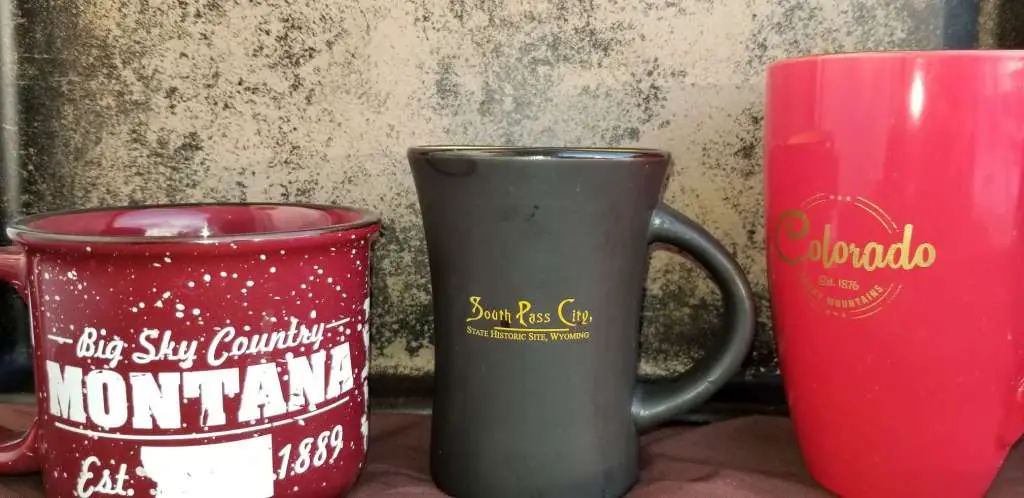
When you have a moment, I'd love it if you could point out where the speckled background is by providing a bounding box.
[4,0,994,383]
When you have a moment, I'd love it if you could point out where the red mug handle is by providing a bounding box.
[0,246,39,474]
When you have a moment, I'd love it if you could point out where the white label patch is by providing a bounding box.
[139,436,274,497]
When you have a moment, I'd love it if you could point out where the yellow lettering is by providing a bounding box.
[774,210,811,264]
[516,301,532,327]
[858,242,884,270]
[914,243,937,268]
[773,210,937,272]
[556,298,575,326]
[828,234,850,266]
[821,225,835,268]
[467,296,483,322]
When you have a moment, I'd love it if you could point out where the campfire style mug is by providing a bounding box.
[409,146,757,498]
[766,51,1024,498]
[0,203,380,498]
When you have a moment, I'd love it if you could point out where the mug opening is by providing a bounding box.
[408,145,669,161]
[6,202,380,245]
[768,49,1024,70]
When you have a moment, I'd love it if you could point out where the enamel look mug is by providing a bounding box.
[0,203,379,498]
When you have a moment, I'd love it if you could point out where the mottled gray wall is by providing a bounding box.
[10,0,968,380]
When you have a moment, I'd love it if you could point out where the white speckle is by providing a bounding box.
[280,250,286,254]
[327,277,333,283]
[155,301,163,308]
[246,280,254,287]
[269,267,276,273]
[131,307,139,313]
[162,291,171,299]
[191,308,200,316]
[85,247,92,252]
[138,302,145,309]
[220,271,227,277]
[175,303,185,311]
[152,263,162,268]
[232,273,238,278]
[163,257,172,263]
[187,281,195,288]
[317,269,324,275]
[175,312,184,318]
[43,272,50,279]
[203,274,212,282]
[310,310,317,319]
[67,271,78,280]
[243,325,251,331]
[259,254,267,261]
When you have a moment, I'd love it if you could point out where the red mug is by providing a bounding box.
[765,50,1024,498]
[0,203,380,497]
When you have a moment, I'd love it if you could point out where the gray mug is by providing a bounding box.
[408,146,757,498]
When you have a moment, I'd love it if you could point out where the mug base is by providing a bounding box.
[431,463,637,498]
[807,455,1002,498]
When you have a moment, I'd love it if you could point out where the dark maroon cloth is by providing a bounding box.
[351,413,1024,497]
[0,407,1020,496]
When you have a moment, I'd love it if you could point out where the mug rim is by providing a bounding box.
[408,145,669,161]
[6,201,382,246]
[769,49,1024,71]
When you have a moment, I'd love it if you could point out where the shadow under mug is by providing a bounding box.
[409,146,757,498]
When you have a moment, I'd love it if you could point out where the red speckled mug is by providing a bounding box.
[0,203,380,498]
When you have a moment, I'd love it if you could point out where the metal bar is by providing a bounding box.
[0,0,19,221]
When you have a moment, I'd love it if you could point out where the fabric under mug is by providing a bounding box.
[765,51,1024,498]
[0,203,380,498]
[409,146,757,498]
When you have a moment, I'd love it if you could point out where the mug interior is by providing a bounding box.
[9,203,378,243]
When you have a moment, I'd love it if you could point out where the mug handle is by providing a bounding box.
[631,203,757,431]
[0,246,39,473]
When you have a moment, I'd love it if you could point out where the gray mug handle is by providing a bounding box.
[631,203,757,431]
